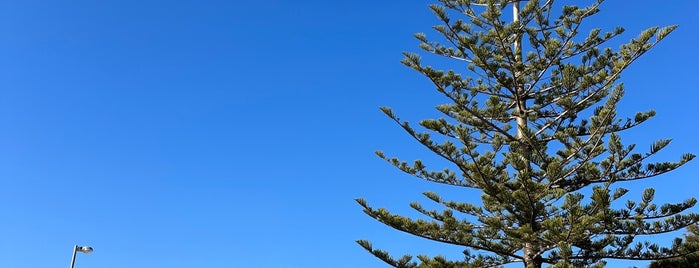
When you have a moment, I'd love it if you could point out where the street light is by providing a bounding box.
[70,245,93,268]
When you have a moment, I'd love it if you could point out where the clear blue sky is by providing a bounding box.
[0,1,696,267]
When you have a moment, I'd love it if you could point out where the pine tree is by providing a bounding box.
[649,224,699,268]
[356,0,698,267]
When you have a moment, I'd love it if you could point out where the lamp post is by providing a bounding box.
[70,245,93,268]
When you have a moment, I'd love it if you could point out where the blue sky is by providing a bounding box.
[0,1,697,267]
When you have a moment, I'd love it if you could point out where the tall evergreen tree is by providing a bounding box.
[356,0,698,267]
[649,224,699,268]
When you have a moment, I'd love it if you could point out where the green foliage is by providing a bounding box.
[357,0,697,267]
[649,225,699,267]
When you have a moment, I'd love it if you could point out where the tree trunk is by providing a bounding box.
[513,2,539,268]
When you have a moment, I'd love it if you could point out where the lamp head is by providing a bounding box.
[77,246,93,254]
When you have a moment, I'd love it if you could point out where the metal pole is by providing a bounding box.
[70,245,78,268]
